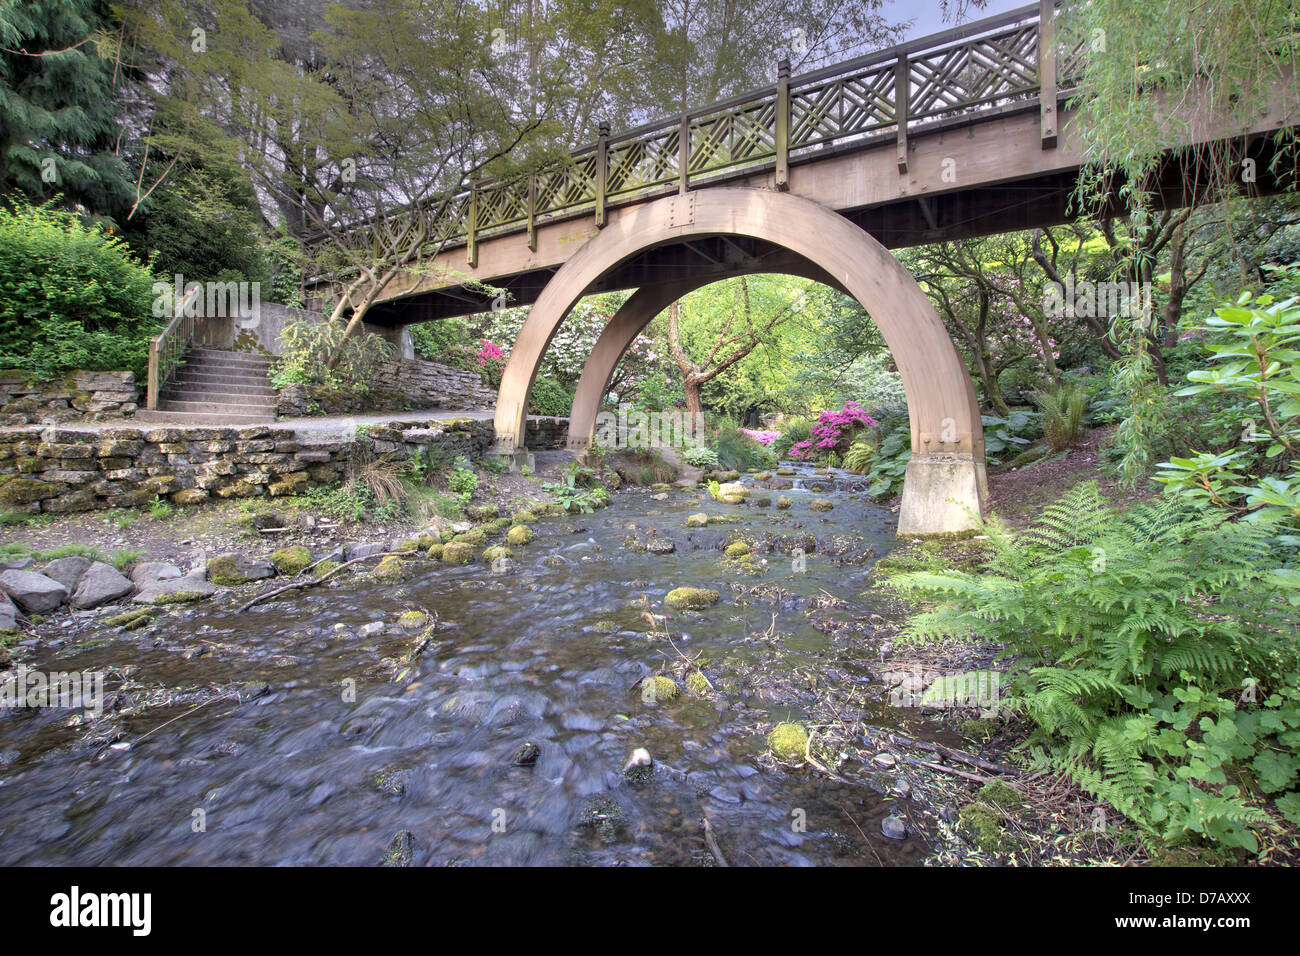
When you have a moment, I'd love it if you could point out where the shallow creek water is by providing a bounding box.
[0,465,945,866]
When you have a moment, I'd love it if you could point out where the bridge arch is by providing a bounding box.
[493,187,986,535]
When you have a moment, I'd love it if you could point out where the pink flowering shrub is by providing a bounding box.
[788,401,877,461]
[476,338,506,387]
[740,428,780,446]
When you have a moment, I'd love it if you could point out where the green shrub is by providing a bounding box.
[270,318,394,393]
[1034,383,1089,451]
[0,201,158,379]
[889,482,1300,851]
[528,374,574,416]
[447,456,478,504]
[682,444,719,469]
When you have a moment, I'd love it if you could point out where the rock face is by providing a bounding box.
[0,569,69,613]
[131,562,181,585]
[0,369,139,426]
[71,561,134,609]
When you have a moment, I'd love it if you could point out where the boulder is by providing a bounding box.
[131,562,182,585]
[664,587,720,609]
[0,591,16,631]
[345,541,386,561]
[207,553,276,586]
[41,556,92,592]
[71,561,134,609]
[132,568,217,605]
[0,569,69,613]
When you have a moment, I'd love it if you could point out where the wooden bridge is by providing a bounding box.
[316,0,1298,534]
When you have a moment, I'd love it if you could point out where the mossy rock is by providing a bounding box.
[724,541,752,558]
[776,467,796,476]
[768,722,808,761]
[665,586,720,609]
[452,529,487,547]
[809,498,834,512]
[270,545,313,575]
[491,516,513,530]
[466,504,499,521]
[684,670,711,696]
[440,541,475,565]
[482,545,513,563]
[753,471,772,481]
[151,590,210,605]
[206,554,254,586]
[506,525,534,547]
[415,533,438,550]
[685,513,710,528]
[642,675,679,702]
[106,608,154,629]
[511,510,537,524]
[977,780,1022,808]
[776,496,792,509]
[371,556,405,581]
[393,539,420,553]
[753,496,772,507]
[591,619,618,633]
[961,716,1004,740]
[396,610,428,630]
[425,543,445,560]
[957,802,1008,853]
[314,560,341,578]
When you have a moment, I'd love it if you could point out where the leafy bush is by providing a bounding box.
[528,374,574,416]
[543,462,605,512]
[713,425,774,471]
[890,483,1300,851]
[271,318,394,393]
[447,456,478,504]
[0,201,158,379]
[682,444,720,469]
[771,416,811,459]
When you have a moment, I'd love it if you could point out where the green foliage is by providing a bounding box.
[447,456,478,505]
[298,479,404,524]
[0,201,157,379]
[1034,383,1089,451]
[890,483,1300,850]
[528,374,574,417]
[270,318,394,392]
[981,409,1041,463]
[712,425,773,472]
[771,417,811,459]
[682,444,720,469]
[148,495,173,520]
[543,462,605,513]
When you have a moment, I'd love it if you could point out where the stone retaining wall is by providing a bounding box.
[274,356,497,418]
[0,416,568,514]
[0,371,139,426]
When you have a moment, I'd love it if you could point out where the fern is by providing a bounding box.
[885,481,1300,850]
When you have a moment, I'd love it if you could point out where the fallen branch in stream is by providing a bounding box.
[898,753,992,784]
[701,814,729,867]
[865,727,1016,777]
[235,550,411,613]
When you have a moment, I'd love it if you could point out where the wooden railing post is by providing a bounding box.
[595,122,609,228]
[467,181,479,267]
[678,114,690,194]
[146,338,159,410]
[895,53,909,173]
[1038,0,1058,148]
[526,174,538,252]
[775,58,791,189]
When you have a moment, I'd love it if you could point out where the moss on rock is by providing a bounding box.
[440,541,474,564]
[371,556,405,581]
[643,675,679,702]
[453,529,487,547]
[685,670,712,696]
[809,498,834,512]
[665,586,720,609]
[506,525,534,546]
[425,543,445,560]
[768,722,808,761]
[482,545,513,563]
[685,513,710,528]
[397,610,428,629]
[776,495,792,509]
[957,802,1008,853]
[270,545,312,575]
[314,560,341,577]
[724,541,752,558]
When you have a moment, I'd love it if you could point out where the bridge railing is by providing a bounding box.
[145,284,203,411]
[312,0,1076,270]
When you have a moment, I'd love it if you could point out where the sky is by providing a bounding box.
[893,0,1031,42]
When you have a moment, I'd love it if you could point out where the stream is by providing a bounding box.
[0,465,948,866]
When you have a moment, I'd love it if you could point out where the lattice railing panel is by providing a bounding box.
[536,152,599,215]
[908,24,1040,119]
[607,126,681,196]
[791,63,897,147]
[688,96,778,175]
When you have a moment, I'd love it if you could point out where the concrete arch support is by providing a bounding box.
[493,187,986,535]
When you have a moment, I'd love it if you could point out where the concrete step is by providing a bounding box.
[135,409,277,425]
[168,377,277,396]
[154,398,280,416]
[188,348,273,367]
[160,388,277,406]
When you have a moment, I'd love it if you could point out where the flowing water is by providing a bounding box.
[0,466,942,866]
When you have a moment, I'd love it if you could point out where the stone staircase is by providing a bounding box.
[135,348,278,425]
